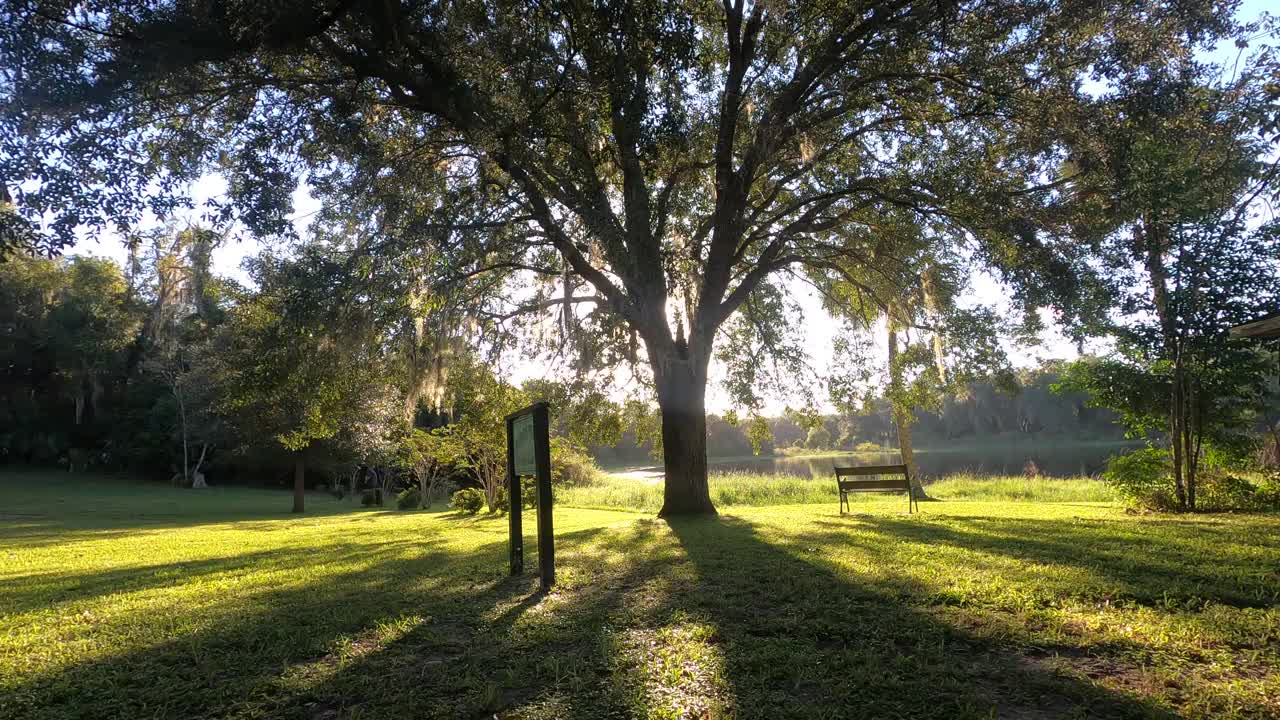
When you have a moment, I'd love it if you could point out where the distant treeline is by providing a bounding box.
[0,249,260,479]
[1,251,1124,481]
[593,363,1127,466]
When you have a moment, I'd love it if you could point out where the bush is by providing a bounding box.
[1105,447,1280,512]
[1104,448,1176,511]
[360,489,381,507]
[551,442,601,486]
[396,487,421,510]
[854,441,882,453]
[1257,468,1280,509]
[521,479,540,509]
[1196,472,1258,512]
[451,487,484,515]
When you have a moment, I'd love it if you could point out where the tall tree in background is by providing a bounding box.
[0,0,1245,513]
[1061,59,1280,509]
[49,258,138,432]
[136,227,228,487]
[204,247,395,512]
[0,255,135,462]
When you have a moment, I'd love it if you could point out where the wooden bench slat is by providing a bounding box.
[834,463,918,514]
[838,479,911,491]
[834,464,908,477]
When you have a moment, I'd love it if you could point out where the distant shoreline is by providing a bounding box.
[597,438,1144,475]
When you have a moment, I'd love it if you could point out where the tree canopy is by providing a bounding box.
[0,0,1263,513]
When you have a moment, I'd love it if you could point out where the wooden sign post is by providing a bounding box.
[505,401,554,591]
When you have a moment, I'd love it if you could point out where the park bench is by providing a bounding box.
[835,464,919,514]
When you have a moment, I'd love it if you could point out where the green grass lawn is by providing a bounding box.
[2,470,1277,719]
[563,471,1115,511]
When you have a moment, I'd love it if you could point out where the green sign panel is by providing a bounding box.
[512,412,536,476]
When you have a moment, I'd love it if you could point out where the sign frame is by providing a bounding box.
[505,401,554,591]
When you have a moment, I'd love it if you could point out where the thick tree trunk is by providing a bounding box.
[293,452,306,513]
[654,352,716,517]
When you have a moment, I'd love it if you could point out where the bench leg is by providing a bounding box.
[839,491,847,515]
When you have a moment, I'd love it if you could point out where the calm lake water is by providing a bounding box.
[609,441,1140,482]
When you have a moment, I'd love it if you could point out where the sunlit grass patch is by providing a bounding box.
[561,470,1114,511]
[925,472,1115,503]
[608,615,731,720]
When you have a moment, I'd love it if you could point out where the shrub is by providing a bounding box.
[360,489,380,507]
[854,441,881,453]
[1196,472,1258,512]
[396,487,421,510]
[1104,448,1176,511]
[1257,468,1280,509]
[521,479,540,509]
[551,442,601,486]
[451,487,484,515]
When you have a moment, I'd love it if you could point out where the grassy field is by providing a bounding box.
[561,471,1115,511]
[2,470,1277,719]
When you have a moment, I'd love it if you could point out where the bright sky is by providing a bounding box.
[64,1,1274,414]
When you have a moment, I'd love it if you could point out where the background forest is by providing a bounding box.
[1,239,1126,486]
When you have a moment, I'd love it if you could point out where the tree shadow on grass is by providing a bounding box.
[808,513,1280,609]
[7,512,1209,720]
[0,538,451,617]
[2,522,668,720]
[0,505,413,550]
[664,515,1181,720]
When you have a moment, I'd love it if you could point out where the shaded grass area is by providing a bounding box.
[562,471,1113,511]
[2,471,1277,719]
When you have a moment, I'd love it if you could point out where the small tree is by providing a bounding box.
[399,428,465,509]
[1061,221,1280,509]
[203,248,392,512]
[1059,63,1280,510]
[448,362,529,512]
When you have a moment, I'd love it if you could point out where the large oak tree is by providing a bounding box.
[0,0,1241,513]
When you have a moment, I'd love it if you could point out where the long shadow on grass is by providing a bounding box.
[0,504,414,548]
[0,540,444,616]
[10,512,1198,720]
[810,514,1280,609]
[2,521,664,720]
[225,517,686,719]
[665,515,1180,720]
